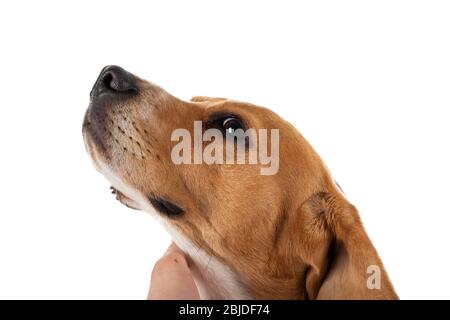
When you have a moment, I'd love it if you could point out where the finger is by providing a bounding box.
[147,242,200,300]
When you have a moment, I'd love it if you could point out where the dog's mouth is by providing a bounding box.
[110,186,141,210]
[110,185,185,218]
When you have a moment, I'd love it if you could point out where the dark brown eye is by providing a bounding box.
[207,113,246,135]
[222,117,244,134]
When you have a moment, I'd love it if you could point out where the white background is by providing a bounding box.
[0,0,449,299]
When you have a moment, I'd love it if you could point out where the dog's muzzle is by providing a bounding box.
[83,65,140,154]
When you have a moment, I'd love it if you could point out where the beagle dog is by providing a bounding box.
[82,66,398,300]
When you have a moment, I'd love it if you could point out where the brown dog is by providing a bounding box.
[82,65,398,299]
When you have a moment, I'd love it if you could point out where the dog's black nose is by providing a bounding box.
[91,65,138,97]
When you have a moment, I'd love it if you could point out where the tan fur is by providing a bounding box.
[83,73,398,300]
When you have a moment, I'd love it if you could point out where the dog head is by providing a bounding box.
[83,66,397,299]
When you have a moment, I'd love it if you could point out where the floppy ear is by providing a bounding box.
[292,192,398,300]
[190,96,227,103]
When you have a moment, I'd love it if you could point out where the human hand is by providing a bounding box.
[147,242,200,300]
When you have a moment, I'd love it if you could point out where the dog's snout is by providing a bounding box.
[91,65,138,97]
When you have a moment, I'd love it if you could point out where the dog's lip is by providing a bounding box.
[110,186,140,210]
[82,113,109,165]
[110,186,130,202]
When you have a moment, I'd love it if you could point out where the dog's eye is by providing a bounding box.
[222,117,244,134]
[149,196,184,218]
[207,114,246,135]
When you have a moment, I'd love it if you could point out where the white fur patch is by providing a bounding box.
[164,225,253,300]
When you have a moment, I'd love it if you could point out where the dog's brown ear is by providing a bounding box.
[292,192,398,299]
[190,96,227,103]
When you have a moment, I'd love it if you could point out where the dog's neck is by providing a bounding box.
[166,224,253,299]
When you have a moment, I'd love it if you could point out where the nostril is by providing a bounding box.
[101,72,114,90]
[96,65,138,95]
